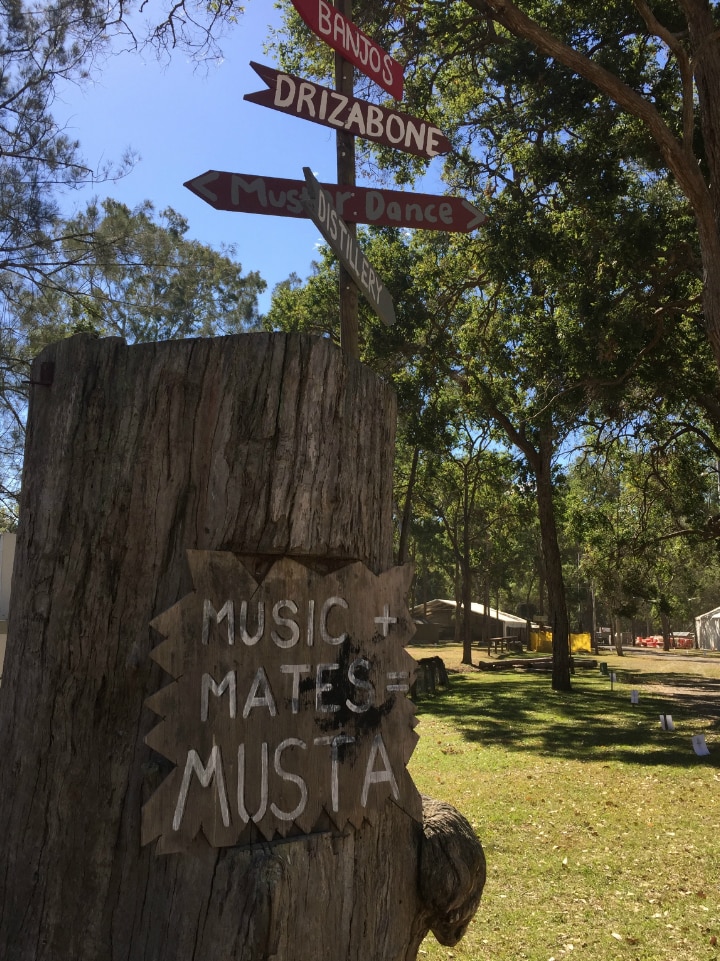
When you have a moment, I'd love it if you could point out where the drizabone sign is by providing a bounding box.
[142,552,422,853]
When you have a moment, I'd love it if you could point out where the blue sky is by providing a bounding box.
[54,1,445,314]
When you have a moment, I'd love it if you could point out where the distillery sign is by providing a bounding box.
[142,551,421,853]
[301,167,396,325]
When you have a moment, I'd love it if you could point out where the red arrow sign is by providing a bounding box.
[244,62,450,161]
[290,0,403,101]
[184,171,487,233]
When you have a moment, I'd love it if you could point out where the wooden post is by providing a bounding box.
[335,0,360,360]
[0,333,484,961]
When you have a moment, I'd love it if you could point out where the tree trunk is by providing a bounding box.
[453,565,463,645]
[535,428,571,691]
[660,610,672,652]
[461,554,473,665]
[612,615,624,657]
[398,446,420,565]
[0,333,484,961]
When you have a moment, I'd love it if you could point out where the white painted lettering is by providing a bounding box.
[346,657,375,713]
[320,596,348,644]
[239,600,264,645]
[231,176,267,208]
[173,746,230,831]
[280,663,311,713]
[439,202,453,225]
[425,127,444,157]
[201,670,237,721]
[314,734,355,811]
[274,74,297,109]
[318,0,332,36]
[296,80,316,117]
[316,663,340,712]
[328,92,348,126]
[404,118,426,153]
[286,188,303,214]
[382,54,394,88]
[386,113,405,145]
[366,190,384,221]
[270,738,308,821]
[365,105,384,139]
[243,666,278,717]
[237,742,268,823]
[271,599,300,648]
[202,599,234,645]
[335,189,352,217]
[360,734,399,807]
[307,598,315,646]
[345,100,366,135]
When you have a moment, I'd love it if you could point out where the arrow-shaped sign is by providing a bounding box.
[244,62,450,161]
[183,171,487,232]
[290,0,403,101]
[301,167,396,326]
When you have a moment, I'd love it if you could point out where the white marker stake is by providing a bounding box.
[660,714,674,731]
[692,734,710,756]
[630,690,639,705]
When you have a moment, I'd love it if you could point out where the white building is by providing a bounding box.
[694,606,720,651]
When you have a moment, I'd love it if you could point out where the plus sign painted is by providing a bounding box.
[374,604,398,637]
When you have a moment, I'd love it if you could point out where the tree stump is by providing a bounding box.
[0,332,484,961]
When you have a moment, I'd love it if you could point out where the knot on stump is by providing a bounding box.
[418,795,486,946]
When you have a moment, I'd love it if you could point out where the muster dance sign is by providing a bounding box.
[184,170,487,232]
[142,551,421,853]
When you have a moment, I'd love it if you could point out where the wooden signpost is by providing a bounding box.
[290,0,404,100]
[184,170,487,232]
[142,552,419,852]
[301,167,396,325]
[183,0,488,353]
[244,63,451,160]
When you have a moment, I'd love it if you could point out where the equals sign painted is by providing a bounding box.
[386,671,410,693]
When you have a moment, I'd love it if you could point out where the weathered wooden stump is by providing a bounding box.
[0,332,484,961]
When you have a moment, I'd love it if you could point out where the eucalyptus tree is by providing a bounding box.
[446,1,720,380]
[567,412,720,649]
[270,0,707,692]
[16,198,266,345]
[0,199,265,521]
[414,412,518,663]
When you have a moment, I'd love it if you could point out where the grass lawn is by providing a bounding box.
[405,643,720,961]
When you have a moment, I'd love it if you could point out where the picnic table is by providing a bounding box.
[486,635,522,655]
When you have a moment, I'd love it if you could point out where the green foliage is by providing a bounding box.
[16,199,266,345]
[566,420,720,626]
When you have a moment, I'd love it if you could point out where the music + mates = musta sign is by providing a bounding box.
[142,551,421,853]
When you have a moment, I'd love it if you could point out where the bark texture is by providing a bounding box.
[0,332,484,961]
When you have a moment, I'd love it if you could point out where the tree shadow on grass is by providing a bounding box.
[414,670,720,768]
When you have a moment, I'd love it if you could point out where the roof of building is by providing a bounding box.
[411,598,531,627]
